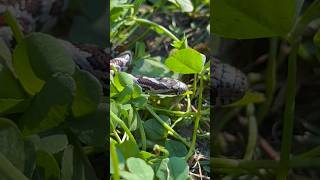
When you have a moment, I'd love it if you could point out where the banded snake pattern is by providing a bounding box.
[0,0,248,106]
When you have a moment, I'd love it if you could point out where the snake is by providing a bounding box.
[0,0,248,104]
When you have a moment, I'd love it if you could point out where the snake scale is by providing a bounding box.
[0,0,248,106]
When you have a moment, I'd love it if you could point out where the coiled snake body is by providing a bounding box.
[0,0,248,104]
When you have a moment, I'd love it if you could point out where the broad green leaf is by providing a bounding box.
[13,39,44,95]
[0,152,28,180]
[0,118,25,172]
[143,115,171,141]
[211,0,297,39]
[61,145,98,180]
[120,157,154,180]
[68,104,107,147]
[116,140,140,159]
[0,63,26,98]
[165,140,188,157]
[72,69,103,118]
[38,134,68,154]
[13,33,75,95]
[19,73,76,136]
[131,56,172,77]
[35,150,61,180]
[0,98,30,115]
[156,157,189,180]
[165,48,205,74]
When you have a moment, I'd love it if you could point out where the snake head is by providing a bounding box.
[110,50,132,72]
[212,61,248,106]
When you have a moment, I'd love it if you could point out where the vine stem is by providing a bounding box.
[185,73,204,160]
[243,104,258,160]
[0,152,28,180]
[3,10,24,43]
[257,38,278,124]
[133,18,180,42]
[110,139,120,180]
[145,104,190,147]
[110,111,137,144]
[276,42,298,180]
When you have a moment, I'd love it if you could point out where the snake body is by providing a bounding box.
[0,0,248,102]
[212,59,248,106]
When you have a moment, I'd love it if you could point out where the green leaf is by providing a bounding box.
[61,144,98,180]
[131,56,172,77]
[211,0,297,39]
[116,140,140,159]
[13,33,75,95]
[165,140,188,157]
[68,104,107,147]
[0,98,31,115]
[35,150,61,180]
[156,157,189,180]
[19,73,76,136]
[143,115,171,141]
[38,134,68,154]
[0,152,28,180]
[226,91,265,107]
[0,118,25,172]
[165,48,205,74]
[0,63,26,99]
[120,157,154,180]
[72,69,102,118]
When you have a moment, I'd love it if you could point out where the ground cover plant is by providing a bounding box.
[211,0,320,179]
[0,0,107,179]
[110,0,210,179]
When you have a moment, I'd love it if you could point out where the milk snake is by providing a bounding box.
[0,0,248,105]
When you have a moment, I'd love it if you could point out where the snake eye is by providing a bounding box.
[212,62,248,106]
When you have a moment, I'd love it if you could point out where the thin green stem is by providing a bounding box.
[0,152,28,180]
[185,73,204,160]
[257,38,278,124]
[244,104,258,160]
[3,10,24,43]
[110,111,137,144]
[134,18,180,42]
[145,104,190,147]
[276,42,298,180]
[110,139,120,180]
[136,111,147,151]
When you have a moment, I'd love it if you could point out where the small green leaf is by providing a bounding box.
[226,91,265,107]
[38,135,68,154]
[143,115,171,141]
[35,150,61,180]
[120,157,154,180]
[13,33,75,95]
[19,73,76,136]
[156,157,189,180]
[165,48,205,74]
[165,140,188,157]
[116,140,140,159]
[0,118,25,172]
[68,104,107,147]
[211,0,297,39]
[72,69,103,118]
